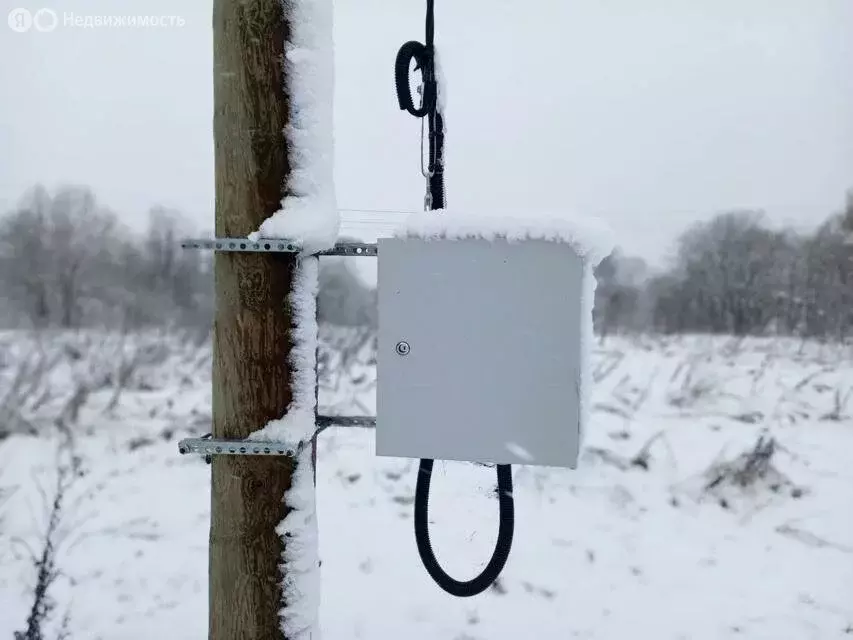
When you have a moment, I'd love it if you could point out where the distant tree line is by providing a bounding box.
[2,183,851,339]
[0,184,376,331]
[595,193,853,339]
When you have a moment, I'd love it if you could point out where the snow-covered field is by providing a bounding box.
[1,329,852,639]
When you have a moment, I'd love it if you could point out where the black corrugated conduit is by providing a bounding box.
[414,460,515,597]
[395,0,515,597]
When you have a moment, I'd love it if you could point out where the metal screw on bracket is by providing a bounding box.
[395,341,410,356]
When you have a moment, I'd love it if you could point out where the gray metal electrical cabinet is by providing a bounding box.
[376,236,585,468]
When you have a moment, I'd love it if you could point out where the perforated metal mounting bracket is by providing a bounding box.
[177,416,377,461]
[178,434,299,458]
[180,238,378,257]
[178,236,380,460]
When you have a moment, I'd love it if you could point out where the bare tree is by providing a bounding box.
[0,185,214,330]
[0,185,53,327]
[0,185,121,329]
[652,211,799,335]
[48,186,118,328]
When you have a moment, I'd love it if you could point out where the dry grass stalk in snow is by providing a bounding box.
[0,349,59,439]
[702,436,802,508]
[819,385,852,421]
[13,453,78,640]
[583,431,673,472]
[668,353,721,409]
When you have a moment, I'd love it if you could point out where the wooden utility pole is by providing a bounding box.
[210,0,302,638]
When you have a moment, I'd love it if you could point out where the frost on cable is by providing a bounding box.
[249,0,340,253]
[247,256,321,639]
[433,48,447,115]
[394,208,615,449]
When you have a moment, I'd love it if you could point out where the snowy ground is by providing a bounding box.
[1,329,852,639]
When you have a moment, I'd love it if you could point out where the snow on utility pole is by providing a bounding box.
[210,0,303,638]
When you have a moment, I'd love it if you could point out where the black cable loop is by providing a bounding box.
[415,460,515,597]
[395,41,435,118]
[395,0,514,597]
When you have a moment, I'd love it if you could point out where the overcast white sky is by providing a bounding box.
[2,0,852,267]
